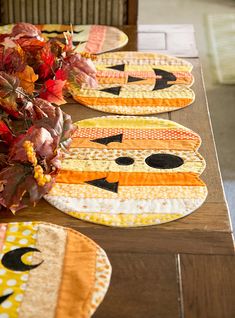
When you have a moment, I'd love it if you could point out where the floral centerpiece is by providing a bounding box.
[0,23,97,213]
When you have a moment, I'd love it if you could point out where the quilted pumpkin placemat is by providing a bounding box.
[70,51,195,115]
[44,116,208,227]
[0,222,111,317]
[0,24,128,54]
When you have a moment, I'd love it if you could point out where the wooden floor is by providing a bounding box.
[1,25,235,317]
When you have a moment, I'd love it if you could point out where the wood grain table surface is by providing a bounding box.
[1,25,235,317]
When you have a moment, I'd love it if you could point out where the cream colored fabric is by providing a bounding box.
[18,224,67,318]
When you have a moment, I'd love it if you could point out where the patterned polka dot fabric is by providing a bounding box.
[44,116,208,227]
[0,24,128,54]
[71,51,195,115]
[0,222,111,317]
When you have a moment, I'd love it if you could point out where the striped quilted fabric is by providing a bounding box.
[0,24,128,54]
[71,52,195,115]
[0,222,111,317]
[44,116,207,227]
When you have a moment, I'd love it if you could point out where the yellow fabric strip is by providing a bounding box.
[49,184,208,200]
[66,211,185,227]
[78,104,182,115]
[76,117,190,130]
[77,85,194,99]
[0,222,38,318]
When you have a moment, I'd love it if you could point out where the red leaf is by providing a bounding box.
[38,44,55,79]
[0,120,13,144]
[55,68,67,81]
[0,34,10,43]
[39,79,66,105]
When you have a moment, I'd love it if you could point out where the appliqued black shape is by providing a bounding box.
[145,154,184,169]
[42,29,84,34]
[91,134,123,145]
[115,156,134,165]
[2,247,43,272]
[153,68,177,90]
[100,86,121,96]
[127,75,145,83]
[86,178,118,193]
[0,292,13,304]
[107,64,125,71]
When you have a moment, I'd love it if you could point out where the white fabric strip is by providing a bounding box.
[45,196,205,214]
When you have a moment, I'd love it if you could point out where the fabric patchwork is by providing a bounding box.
[71,52,195,115]
[0,24,128,54]
[0,222,111,317]
[44,116,208,227]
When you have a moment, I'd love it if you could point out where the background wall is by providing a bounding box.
[139,0,235,227]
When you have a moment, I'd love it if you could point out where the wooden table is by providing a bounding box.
[1,25,235,317]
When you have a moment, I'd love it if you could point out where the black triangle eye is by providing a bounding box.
[99,86,121,96]
[145,154,184,169]
[127,75,145,83]
[1,247,43,272]
[107,64,125,71]
[91,134,123,145]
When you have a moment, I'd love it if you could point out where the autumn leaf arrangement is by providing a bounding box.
[0,22,97,212]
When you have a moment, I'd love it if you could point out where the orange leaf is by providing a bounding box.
[16,65,38,94]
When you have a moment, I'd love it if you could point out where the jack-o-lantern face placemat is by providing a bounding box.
[71,52,195,115]
[0,222,111,317]
[45,116,208,227]
[0,24,128,54]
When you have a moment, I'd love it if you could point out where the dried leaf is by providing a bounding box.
[0,164,31,212]
[16,37,45,52]
[0,71,19,98]
[0,44,26,73]
[0,72,20,117]
[11,22,42,39]
[16,66,38,94]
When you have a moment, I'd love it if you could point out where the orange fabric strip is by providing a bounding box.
[76,96,192,107]
[0,224,7,250]
[72,127,198,140]
[97,70,193,82]
[56,230,97,318]
[56,171,204,186]
[70,138,199,150]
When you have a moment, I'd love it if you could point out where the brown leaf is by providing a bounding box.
[0,71,19,98]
